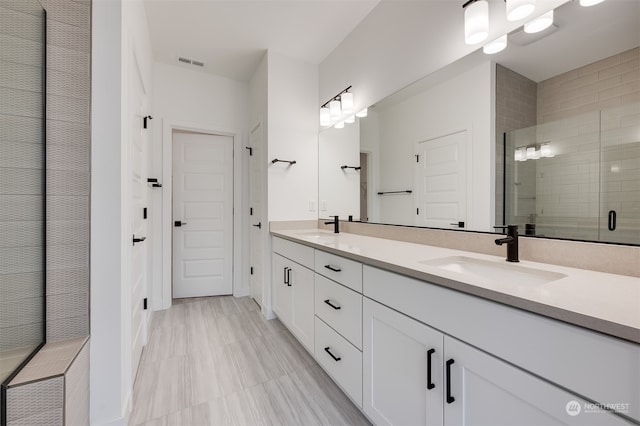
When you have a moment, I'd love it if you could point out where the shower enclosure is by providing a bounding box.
[504,102,640,245]
[0,0,47,414]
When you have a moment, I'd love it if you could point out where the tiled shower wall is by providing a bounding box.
[495,65,538,226]
[40,0,91,341]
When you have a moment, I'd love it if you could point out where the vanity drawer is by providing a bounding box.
[315,316,363,407]
[315,274,363,349]
[273,237,314,269]
[314,250,362,293]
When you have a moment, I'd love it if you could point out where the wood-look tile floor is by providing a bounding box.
[130,296,370,426]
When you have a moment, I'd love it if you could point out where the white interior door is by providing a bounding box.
[172,131,233,298]
[129,50,148,380]
[249,123,263,306]
[415,131,467,229]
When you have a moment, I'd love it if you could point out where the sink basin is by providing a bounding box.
[294,231,336,237]
[419,256,566,286]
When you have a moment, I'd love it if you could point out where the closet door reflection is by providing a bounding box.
[0,0,46,386]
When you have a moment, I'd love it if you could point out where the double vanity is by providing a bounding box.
[270,226,639,425]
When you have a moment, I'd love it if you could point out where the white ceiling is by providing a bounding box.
[144,0,380,81]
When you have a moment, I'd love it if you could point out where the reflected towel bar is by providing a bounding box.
[377,190,412,195]
[341,165,361,170]
[271,159,297,165]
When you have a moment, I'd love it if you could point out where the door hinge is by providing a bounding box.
[143,298,148,310]
[250,266,254,275]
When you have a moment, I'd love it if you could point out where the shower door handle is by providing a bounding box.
[608,210,616,231]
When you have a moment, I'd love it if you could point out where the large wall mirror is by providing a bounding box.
[318,0,639,245]
[0,0,47,399]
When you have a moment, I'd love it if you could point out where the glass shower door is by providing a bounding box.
[599,102,640,244]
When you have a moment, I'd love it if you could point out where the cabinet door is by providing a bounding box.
[290,264,314,352]
[272,253,292,327]
[363,298,444,426]
[444,336,630,426]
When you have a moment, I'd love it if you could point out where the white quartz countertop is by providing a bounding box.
[271,228,640,344]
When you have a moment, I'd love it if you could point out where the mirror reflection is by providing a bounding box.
[318,0,639,244]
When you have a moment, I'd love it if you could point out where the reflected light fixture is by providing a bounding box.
[341,92,354,115]
[356,108,368,118]
[525,9,553,33]
[463,0,489,45]
[320,107,331,127]
[540,142,553,157]
[334,121,345,129]
[329,100,342,120]
[506,0,536,21]
[579,0,606,6]
[345,115,356,124]
[514,147,527,161]
[483,34,508,54]
[526,146,539,160]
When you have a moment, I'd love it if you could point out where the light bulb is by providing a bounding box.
[506,0,535,21]
[329,100,341,119]
[356,108,368,118]
[464,0,489,45]
[525,10,553,34]
[341,92,354,115]
[483,35,507,54]
[320,107,331,127]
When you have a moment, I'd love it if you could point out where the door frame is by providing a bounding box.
[161,120,243,309]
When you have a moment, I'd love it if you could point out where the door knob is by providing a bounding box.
[450,221,465,228]
[174,220,187,227]
[253,222,262,229]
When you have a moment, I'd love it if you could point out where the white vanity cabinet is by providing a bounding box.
[271,238,315,353]
[364,297,631,426]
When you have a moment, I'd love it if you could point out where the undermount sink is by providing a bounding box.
[419,256,567,286]
[294,231,338,244]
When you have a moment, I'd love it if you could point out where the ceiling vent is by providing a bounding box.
[177,56,205,67]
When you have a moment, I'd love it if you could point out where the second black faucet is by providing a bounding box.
[494,224,519,262]
[325,215,340,234]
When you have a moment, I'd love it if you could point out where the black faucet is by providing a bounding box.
[494,225,519,262]
[325,215,339,234]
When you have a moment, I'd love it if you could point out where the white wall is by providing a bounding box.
[360,110,380,222]
[150,62,251,306]
[318,121,360,220]
[91,0,153,424]
[267,51,319,221]
[376,60,495,231]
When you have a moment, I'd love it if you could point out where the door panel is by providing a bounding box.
[415,131,467,229]
[172,132,233,298]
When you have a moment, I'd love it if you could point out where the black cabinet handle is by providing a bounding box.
[324,265,342,272]
[253,222,262,229]
[324,347,341,362]
[324,299,341,310]
[608,210,616,231]
[285,267,292,286]
[427,348,435,390]
[283,267,289,285]
[132,236,146,245]
[446,359,455,404]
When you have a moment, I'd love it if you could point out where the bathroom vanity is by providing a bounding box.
[270,228,639,426]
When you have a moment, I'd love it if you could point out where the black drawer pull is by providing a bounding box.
[427,348,435,390]
[446,359,455,404]
[286,268,291,286]
[324,264,342,272]
[283,267,291,286]
[608,210,616,231]
[324,299,341,310]
[324,346,341,362]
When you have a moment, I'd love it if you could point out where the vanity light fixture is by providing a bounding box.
[524,9,553,33]
[540,142,553,157]
[526,146,539,160]
[514,147,527,161]
[463,0,489,45]
[345,115,355,124]
[356,108,368,118]
[320,107,331,127]
[341,92,354,115]
[483,34,508,54]
[320,86,354,127]
[329,99,342,120]
[505,0,536,21]
[579,0,606,6]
